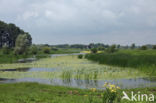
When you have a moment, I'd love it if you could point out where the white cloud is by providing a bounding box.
[0,0,156,45]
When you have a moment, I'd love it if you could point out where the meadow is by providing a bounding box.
[0,82,155,103]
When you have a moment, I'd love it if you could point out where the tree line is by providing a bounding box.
[0,20,32,48]
[0,20,32,55]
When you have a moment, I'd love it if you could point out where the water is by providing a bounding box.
[0,68,59,72]
[0,53,156,89]
[0,71,156,89]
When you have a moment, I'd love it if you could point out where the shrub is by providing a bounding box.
[42,47,51,54]
[91,48,97,53]
[153,45,156,50]
[140,45,147,50]
[106,45,117,53]
[30,45,38,55]
[78,54,83,59]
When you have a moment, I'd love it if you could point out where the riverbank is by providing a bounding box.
[0,82,155,103]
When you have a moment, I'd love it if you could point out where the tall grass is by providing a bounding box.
[85,50,156,76]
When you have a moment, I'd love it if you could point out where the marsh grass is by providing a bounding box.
[0,55,147,80]
[86,50,156,76]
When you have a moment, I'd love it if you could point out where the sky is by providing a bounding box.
[0,0,156,45]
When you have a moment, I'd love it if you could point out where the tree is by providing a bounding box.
[0,20,31,48]
[107,45,117,53]
[14,34,31,55]
[140,45,147,50]
[131,43,135,49]
[91,48,98,53]
[42,46,51,54]
[30,45,38,55]
[153,45,156,50]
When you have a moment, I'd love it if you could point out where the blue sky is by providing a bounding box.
[0,0,156,45]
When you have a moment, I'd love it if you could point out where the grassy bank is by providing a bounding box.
[0,82,155,103]
[0,48,81,64]
[85,50,156,76]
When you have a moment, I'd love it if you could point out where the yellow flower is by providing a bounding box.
[111,89,116,93]
[84,95,88,97]
[110,84,116,88]
[117,86,120,89]
[103,82,108,87]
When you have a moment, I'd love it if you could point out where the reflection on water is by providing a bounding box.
[0,77,156,89]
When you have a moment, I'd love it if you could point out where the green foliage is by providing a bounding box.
[30,45,38,55]
[131,43,135,49]
[0,20,32,48]
[42,46,51,54]
[78,54,83,59]
[14,34,31,55]
[98,47,105,50]
[106,45,117,53]
[140,45,147,50]
[86,50,156,76]
[91,48,97,53]
[153,45,156,50]
[2,45,10,54]
[0,82,154,103]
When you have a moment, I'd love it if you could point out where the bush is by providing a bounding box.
[140,45,147,50]
[30,45,38,55]
[42,47,51,54]
[78,54,83,59]
[153,45,156,50]
[91,48,97,53]
[106,45,117,53]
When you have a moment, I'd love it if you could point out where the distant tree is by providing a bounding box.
[107,45,117,53]
[51,47,58,51]
[14,34,31,55]
[88,43,94,49]
[140,45,147,50]
[117,45,120,49]
[0,20,32,48]
[42,46,51,54]
[131,43,135,49]
[98,46,105,50]
[91,48,98,53]
[153,45,156,50]
[30,45,38,55]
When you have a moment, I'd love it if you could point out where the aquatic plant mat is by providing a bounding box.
[0,55,156,89]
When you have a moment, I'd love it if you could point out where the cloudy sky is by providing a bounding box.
[0,0,156,45]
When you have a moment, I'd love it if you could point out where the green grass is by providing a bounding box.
[85,49,156,76]
[0,48,81,64]
[0,53,33,64]
[50,48,81,54]
[0,82,155,103]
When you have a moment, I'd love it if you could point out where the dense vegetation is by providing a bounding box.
[86,49,156,76]
[0,20,32,48]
